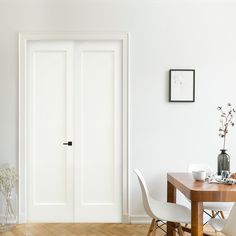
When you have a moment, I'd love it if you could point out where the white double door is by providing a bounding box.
[27,40,122,222]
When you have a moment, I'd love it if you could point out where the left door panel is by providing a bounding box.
[27,41,74,222]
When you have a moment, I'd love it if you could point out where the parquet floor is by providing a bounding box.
[0,223,220,236]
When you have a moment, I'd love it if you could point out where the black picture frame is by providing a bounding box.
[169,69,195,102]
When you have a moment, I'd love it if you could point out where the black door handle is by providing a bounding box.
[63,141,72,146]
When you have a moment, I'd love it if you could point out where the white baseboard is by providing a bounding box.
[122,214,131,223]
[0,215,17,224]
[130,215,151,224]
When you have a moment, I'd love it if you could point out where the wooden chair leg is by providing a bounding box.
[147,219,155,236]
[211,210,216,218]
[177,224,184,236]
[220,211,225,219]
[152,222,157,236]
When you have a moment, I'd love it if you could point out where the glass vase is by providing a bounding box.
[0,191,17,232]
[217,149,230,175]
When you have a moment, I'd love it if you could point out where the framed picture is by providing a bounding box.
[169,69,195,102]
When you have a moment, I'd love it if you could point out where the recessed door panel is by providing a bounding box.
[27,42,74,222]
[75,41,122,222]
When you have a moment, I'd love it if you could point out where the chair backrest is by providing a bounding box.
[133,169,156,219]
[222,203,236,236]
[188,164,213,176]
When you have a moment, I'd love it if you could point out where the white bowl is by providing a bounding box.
[192,170,206,181]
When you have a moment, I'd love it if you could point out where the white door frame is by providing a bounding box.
[18,32,130,223]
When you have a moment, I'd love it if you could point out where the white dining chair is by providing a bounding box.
[188,164,233,220]
[209,202,236,236]
[134,169,191,236]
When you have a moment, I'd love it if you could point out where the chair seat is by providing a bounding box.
[203,202,234,212]
[150,198,191,224]
[209,218,226,232]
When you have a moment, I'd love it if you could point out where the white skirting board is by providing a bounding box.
[130,215,151,224]
[0,215,17,224]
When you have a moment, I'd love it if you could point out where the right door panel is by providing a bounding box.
[74,41,122,222]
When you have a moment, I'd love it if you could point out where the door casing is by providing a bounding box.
[18,32,130,223]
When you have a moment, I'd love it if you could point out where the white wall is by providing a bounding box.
[1,0,236,222]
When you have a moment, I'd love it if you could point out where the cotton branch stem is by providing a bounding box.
[223,135,226,150]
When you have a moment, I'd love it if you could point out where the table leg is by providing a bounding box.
[167,181,176,236]
[191,201,203,236]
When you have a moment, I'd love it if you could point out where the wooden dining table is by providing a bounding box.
[167,172,236,236]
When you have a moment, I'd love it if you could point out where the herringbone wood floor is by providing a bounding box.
[0,223,220,236]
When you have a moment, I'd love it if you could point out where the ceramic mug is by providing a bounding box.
[192,170,206,181]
